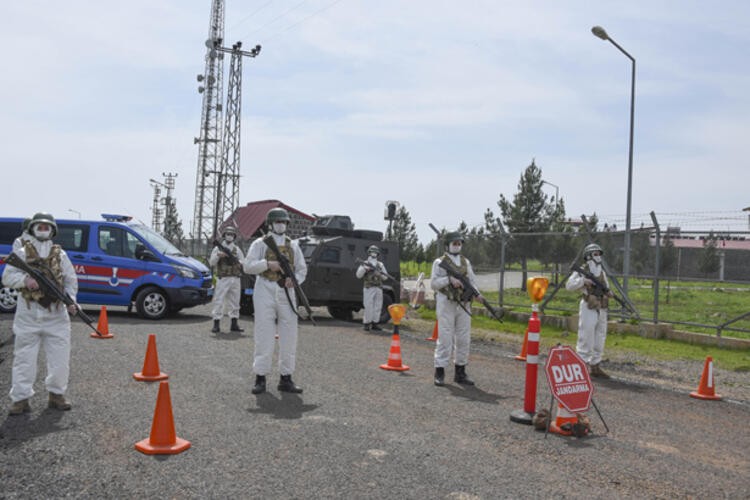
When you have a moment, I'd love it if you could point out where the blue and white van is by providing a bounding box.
[0,214,213,319]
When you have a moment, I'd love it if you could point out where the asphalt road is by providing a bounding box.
[1,304,748,499]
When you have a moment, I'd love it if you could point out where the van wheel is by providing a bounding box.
[135,287,169,320]
[379,293,394,324]
[327,306,353,321]
[0,286,18,313]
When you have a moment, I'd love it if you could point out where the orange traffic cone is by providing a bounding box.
[426,321,438,341]
[91,305,114,339]
[549,402,578,436]
[133,334,168,382]
[515,328,529,361]
[690,356,722,400]
[380,333,410,371]
[135,381,191,455]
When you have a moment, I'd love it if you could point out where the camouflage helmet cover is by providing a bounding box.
[367,245,381,255]
[222,225,238,237]
[29,212,58,237]
[444,231,465,246]
[266,207,291,225]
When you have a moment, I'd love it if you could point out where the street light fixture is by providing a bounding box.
[591,25,636,298]
[68,208,81,219]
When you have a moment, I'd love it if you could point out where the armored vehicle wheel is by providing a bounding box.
[379,292,394,324]
[327,306,354,321]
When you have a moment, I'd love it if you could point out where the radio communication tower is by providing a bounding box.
[150,180,163,232]
[192,0,226,244]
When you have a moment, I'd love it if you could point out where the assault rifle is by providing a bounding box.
[263,235,316,325]
[5,252,104,337]
[212,240,242,268]
[438,258,504,322]
[355,258,397,282]
[570,264,633,312]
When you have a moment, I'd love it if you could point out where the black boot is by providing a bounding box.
[434,367,445,386]
[252,375,266,394]
[454,364,475,386]
[277,374,303,393]
[363,323,371,331]
[230,318,244,332]
[370,323,383,331]
[211,319,220,333]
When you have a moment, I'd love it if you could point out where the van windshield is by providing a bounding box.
[130,224,186,257]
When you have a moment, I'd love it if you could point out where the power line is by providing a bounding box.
[226,0,275,33]
[262,0,345,43]
[237,0,309,39]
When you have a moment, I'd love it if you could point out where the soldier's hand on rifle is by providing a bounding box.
[583,278,594,287]
[218,251,227,258]
[474,293,485,302]
[283,277,293,289]
[67,303,79,315]
[24,276,39,291]
[268,260,282,272]
[449,276,463,288]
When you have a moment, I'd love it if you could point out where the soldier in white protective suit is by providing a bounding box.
[565,243,613,379]
[208,226,245,334]
[430,231,481,387]
[355,245,387,332]
[243,208,307,395]
[3,212,80,415]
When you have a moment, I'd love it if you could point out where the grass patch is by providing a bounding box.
[412,306,750,372]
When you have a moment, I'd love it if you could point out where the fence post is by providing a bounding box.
[650,211,660,324]
[499,229,507,305]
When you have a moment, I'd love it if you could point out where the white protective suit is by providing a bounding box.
[243,233,307,376]
[355,256,387,325]
[430,253,478,368]
[12,231,30,252]
[2,236,78,403]
[565,259,610,366]
[208,240,245,320]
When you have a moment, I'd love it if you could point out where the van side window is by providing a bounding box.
[0,221,24,245]
[55,225,88,252]
[99,227,138,259]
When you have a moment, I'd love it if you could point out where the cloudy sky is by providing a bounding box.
[3,1,749,244]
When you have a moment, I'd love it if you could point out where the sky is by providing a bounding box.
[2,1,749,245]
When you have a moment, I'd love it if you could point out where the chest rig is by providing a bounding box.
[216,244,242,278]
[438,253,469,302]
[20,240,65,309]
[261,236,294,282]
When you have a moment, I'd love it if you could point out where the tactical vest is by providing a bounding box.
[216,244,242,278]
[363,261,384,288]
[20,240,65,309]
[260,236,294,282]
[582,270,609,310]
[438,253,469,302]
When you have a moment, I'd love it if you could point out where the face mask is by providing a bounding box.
[592,255,602,264]
[449,243,462,255]
[368,253,378,259]
[224,235,235,242]
[272,222,287,234]
[34,228,52,240]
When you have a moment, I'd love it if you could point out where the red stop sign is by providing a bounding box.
[544,345,594,413]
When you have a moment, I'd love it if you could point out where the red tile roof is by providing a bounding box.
[222,199,314,240]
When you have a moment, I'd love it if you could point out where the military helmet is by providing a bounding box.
[583,243,603,261]
[367,245,381,255]
[266,207,291,225]
[443,231,465,246]
[222,226,238,237]
[29,212,58,237]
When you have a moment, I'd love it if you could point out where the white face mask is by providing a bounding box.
[592,255,602,264]
[449,243,462,255]
[34,228,52,240]
[224,235,235,242]
[368,253,378,259]
[272,222,287,234]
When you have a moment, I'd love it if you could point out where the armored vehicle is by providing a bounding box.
[240,215,400,323]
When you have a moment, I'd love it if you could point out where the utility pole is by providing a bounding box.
[213,41,261,237]
[192,0,226,247]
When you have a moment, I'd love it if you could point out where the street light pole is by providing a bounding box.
[592,25,635,297]
[541,180,559,208]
